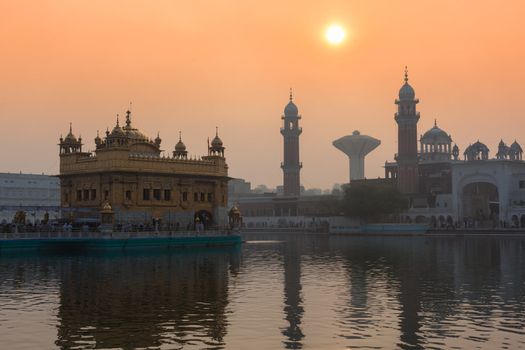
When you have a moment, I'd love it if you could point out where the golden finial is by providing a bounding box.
[216,126,219,137]
[434,118,437,127]
[116,114,120,127]
[179,131,182,141]
[289,87,293,101]
[404,66,409,83]
[69,122,72,134]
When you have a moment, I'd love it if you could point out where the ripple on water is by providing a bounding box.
[1,235,525,349]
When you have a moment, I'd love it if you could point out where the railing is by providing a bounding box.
[1,229,234,240]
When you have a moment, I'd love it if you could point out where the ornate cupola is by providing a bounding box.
[94,130,102,147]
[419,119,453,162]
[173,131,188,159]
[464,140,490,161]
[106,115,128,147]
[394,67,420,194]
[208,127,225,157]
[452,144,459,160]
[509,140,523,161]
[496,139,509,160]
[59,123,83,154]
[154,132,162,147]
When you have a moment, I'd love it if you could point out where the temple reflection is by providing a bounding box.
[54,248,240,349]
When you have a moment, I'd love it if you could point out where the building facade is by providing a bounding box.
[58,110,229,226]
[238,194,340,228]
[0,172,60,223]
[385,69,525,228]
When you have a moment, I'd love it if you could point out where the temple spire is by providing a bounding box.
[289,87,293,102]
[216,126,219,137]
[125,104,132,127]
[179,131,182,141]
[404,66,409,83]
[434,118,437,127]
[69,122,72,135]
[116,114,120,127]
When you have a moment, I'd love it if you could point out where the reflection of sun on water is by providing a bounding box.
[325,24,346,45]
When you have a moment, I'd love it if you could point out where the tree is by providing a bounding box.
[341,182,408,223]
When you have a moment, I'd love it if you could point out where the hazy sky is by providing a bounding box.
[1,1,524,188]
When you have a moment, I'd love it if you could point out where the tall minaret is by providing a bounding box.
[281,89,302,197]
[395,67,420,194]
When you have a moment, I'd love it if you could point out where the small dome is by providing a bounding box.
[175,140,186,151]
[472,140,489,152]
[125,129,148,141]
[229,205,241,215]
[211,135,223,147]
[174,131,186,151]
[284,101,298,116]
[421,121,452,144]
[64,132,77,143]
[398,67,415,100]
[399,83,415,100]
[64,123,77,142]
[110,116,126,137]
[511,140,523,152]
[111,125,125,136]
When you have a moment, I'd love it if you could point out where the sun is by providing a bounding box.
[325,24,346,45]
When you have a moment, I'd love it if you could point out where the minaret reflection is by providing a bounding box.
[55,249,240,349]
[396,258,423,349]
[281,237,305,349]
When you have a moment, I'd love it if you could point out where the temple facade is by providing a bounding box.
[58,109,229,227]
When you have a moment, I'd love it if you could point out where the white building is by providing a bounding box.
[403,138,525,228]
[0,173,60,223]
[451,156,525,228]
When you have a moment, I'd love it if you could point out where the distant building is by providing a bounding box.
[384,68,525,228]
[228,178,253,207]
[276,185,305,196]
[237,194,341,228]
[58,110,229,226]
[228,178,251,195]
[0,172,60,223]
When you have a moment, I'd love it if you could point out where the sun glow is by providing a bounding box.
[325,24,346,45]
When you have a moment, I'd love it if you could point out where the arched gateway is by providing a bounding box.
[461,182,499,227]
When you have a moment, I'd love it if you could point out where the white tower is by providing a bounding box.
[333,130,381,182]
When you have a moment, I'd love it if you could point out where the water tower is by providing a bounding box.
[333,130,381,182]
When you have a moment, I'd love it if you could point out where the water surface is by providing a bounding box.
[1,234,524,349]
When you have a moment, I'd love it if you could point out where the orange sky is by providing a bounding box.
[0,0,524,188]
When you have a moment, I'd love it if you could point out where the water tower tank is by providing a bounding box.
[333,130,381,182]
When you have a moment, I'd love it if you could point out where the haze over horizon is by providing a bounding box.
[1,0,524,188]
